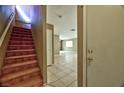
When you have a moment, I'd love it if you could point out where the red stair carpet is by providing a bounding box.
[0,27,43,87]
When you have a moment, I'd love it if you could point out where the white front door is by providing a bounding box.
[46,29,53,66]
[86,6,124,87]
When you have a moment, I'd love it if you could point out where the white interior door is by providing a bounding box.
[46,29,53,66]
[86,6,124,87]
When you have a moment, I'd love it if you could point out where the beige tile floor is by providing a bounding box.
[46,51,77,87]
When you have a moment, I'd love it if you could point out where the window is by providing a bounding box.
[66,41,73,47]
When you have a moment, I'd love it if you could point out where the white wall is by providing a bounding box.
[0,6,15,37]
[16,5,31,23]
[87,5,124,87]
[62,38,77,51]
[0,5,15,75]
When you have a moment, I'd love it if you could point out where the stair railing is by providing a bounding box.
[0,12,15,48]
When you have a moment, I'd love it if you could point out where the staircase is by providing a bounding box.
[0,27,43,87]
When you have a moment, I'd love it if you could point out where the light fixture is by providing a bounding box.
[70,29,76,31]
[16,5,31,23]
[57,14,62,18]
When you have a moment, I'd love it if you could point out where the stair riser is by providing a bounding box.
[9,42,34,45]
[12,32,32,36]
[8,46,34,50]
[6,51,35,57]
[10,40,33,42]
[5,56,37,64]
[12,33,32,36]
[10,40,33,43]
[11,33,32,36]
[11,35,32,38]
[10,38,33,41]
[2,63,38,75]
[11,36,33,39]
[13,31,32,34]
[13,28,31,31]
[10,39,33,42]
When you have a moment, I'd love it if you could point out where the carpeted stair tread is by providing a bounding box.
[10,40,33,42]
[3,60,37,69]
[1,67,40,82]
[8,45,32,47]
[9,41,33,45]
[13,27,31,31]
[12,33,32,36]
[11,37,32,39]
[10,37,33,40]
[11,35,32,37]
[11,35,32,38]
[8,45,34,47]
[13,30,32,34]
[7,49,35,52]
[5,54,36,60]
[12,33,32,35]
[11,76,43,87]
[8,45,34,50]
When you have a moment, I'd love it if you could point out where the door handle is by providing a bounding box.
[87,57,94,66]
[87,49,94,66]
[87,57,93,61]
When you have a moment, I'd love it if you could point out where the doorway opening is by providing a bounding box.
[46,5,78,87]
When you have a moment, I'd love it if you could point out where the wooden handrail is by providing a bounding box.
[0,12,15,47]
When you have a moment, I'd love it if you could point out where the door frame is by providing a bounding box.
[42,5,86,86]
[46,23,54,65]
[77,5,87,87]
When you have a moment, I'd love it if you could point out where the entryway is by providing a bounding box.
[46,5,78,87]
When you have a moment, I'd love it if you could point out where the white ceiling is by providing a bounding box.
[47,5,77,40]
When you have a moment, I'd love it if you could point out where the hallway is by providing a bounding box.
[47,51,77,87]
